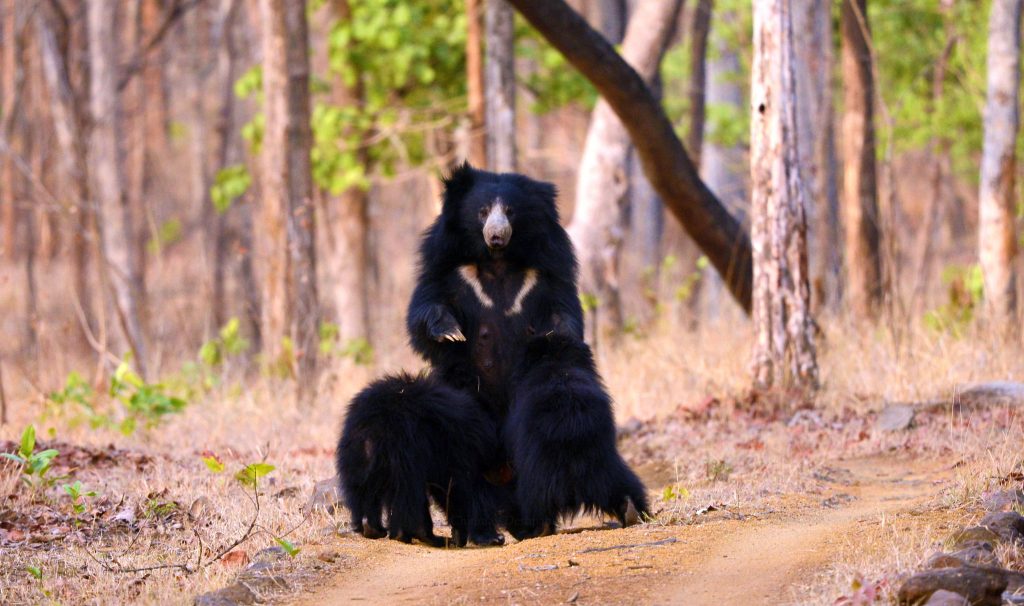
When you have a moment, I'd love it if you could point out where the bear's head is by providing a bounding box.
[439,161,560,261]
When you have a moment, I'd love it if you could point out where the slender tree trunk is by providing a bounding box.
[978,0,1022,323]
[328,0,370,346]
[687,0,712,166]
[485,0,517,172]
[568,0,684,339]
[211,0,239,330]
[750,0,818,391]
[259,0,319,384]
[466,0,487,167]
[840,0,882,318]
[0,0,20,262]
[141,0,167,166]
[88,1,148,375]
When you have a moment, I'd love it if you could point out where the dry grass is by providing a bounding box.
[0,315,1022,604]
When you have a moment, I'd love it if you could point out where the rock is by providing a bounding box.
[981,489,1024,512]
[958,382,1024,408]
[305,477,343,514]
[898,567,1009,606]
[316,550,340,563]
[922,590,969,606]
[947,526,1000,550]
[252,546,287,563]
[978,511,1024,545]
[193,583,259,606]
[950,543,1001,568]
[927,553,969,570]
[189,497,212,522]
[876,404,916,432]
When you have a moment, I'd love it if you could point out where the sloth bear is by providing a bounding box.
[504,334,649,540]
[335,373,506,547]
[406,162,584,415]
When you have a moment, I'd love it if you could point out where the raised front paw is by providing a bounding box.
[428,307,466,342]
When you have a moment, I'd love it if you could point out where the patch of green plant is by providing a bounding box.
[200,318,251,369]
[202,454,226,474]
[109,361,188,434]
[62,481,98,516]
[235,463,276,489]
[923,263,984,336]
[274,537,301,557]
[661,484,691,502]
[210,165,252,213]
[580,292,600,313]
[144,498,179,519]
[147,218,182,254]
[675,256,709,303]
[1,426,62,489]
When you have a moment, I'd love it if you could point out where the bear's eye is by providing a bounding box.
[478,207,489,221]
[504,207,515,219]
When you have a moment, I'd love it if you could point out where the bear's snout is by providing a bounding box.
[483,202,512,249]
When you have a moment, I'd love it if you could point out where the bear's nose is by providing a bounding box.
[483,203,511,249]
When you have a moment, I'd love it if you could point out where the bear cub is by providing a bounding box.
[336,373,506,547]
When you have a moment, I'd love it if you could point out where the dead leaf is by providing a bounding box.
[220,549,250,567]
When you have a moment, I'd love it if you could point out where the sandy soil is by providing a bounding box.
[289,455,954,606]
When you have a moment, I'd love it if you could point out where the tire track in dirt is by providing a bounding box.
[291,456,950,605]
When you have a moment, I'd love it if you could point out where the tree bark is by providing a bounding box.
[0,0,21,262]
[568,0,683,338]
[327,0,371,346]
[793,0,838,310]
[35,1,98,344]
[88,0,149,376]
[686,0,712,166]
[259,0,319,384]
[840,0,882,318]
[485,0,517,172]
[508,0,753,312]
[750,0,818,391]
[978,0,1022,323]
[466,0,487,167]
[210,0,239,330]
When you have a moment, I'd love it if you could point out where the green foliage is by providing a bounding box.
[48,372,93,408]
[199,318,250,368]
[201,454,225,474]
[580,292,600,313]
[235,463,275,489]
[26,566,42,580]
[210,165,252,213]
[661,484,691,502]
[147,218,183,254]
[110,361,187,433]
[275,537,301,557]
[675,256,709,303]
[516,18,596,113]
[62,480,98,515]
[1,426,61,488]
[923,264,985,336]
[319,322,375,365]
[234,65,263,100]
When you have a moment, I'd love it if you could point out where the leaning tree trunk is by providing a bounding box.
[750,0,818,391]
[840,0,882,318]
[508,0,753,312]
[466,0,487,167]
[485,0,517,172]
[568,0,683,340]
[978,0,1022,324]
[259,0,319,386]
[88,0,149,376]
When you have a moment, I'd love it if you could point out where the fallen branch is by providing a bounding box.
[576,537,677,554]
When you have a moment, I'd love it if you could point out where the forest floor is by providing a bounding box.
[1,324,1023,605]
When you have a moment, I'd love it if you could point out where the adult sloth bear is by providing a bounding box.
[336,373,506,547]
[406,162,583,415]
[505,334,649,540]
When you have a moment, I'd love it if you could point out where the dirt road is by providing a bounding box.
[291,456,951,605]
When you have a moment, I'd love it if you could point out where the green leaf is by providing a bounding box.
[235,463,276,488]
[19,425,35,458]
[275,537,301,557]
[202,455,226,474]
[26,566,42,580]
[0,452,25,465]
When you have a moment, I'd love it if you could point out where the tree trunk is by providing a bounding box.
[466,0,487,167]
[0,0,20,262]
[327,0,370,346]
[750,0,818,391]
[485,0,517,172]
[840,0,882,318]
[793,0,838,310]
[141,0,167,167]
[508,0,753,312]
[978,0,1022,323]
[88,1,149,376]
[568,0,683,339]
[259,0,319,384]
[211,0,240,330]
[686,0,712,166]
[35,1,98,344]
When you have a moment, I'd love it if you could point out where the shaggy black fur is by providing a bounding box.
[406,162,583,415]
[335,373,506,547]
[504,334,649,540]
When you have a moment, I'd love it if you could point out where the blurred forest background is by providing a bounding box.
[0,0,1020,403]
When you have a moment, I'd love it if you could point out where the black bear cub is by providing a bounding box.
[505,334,649,539]
[336,373,505,547]
[406,161,583,415]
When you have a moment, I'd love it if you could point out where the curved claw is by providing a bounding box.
[435,326,466,342]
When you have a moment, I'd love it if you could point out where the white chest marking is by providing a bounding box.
[506,269,538,317]
[458,265,494,309]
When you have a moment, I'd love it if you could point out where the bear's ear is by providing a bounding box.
[516,176,559,219]
[441,161,476,219]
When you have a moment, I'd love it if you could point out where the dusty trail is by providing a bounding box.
[291,456,950,605]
